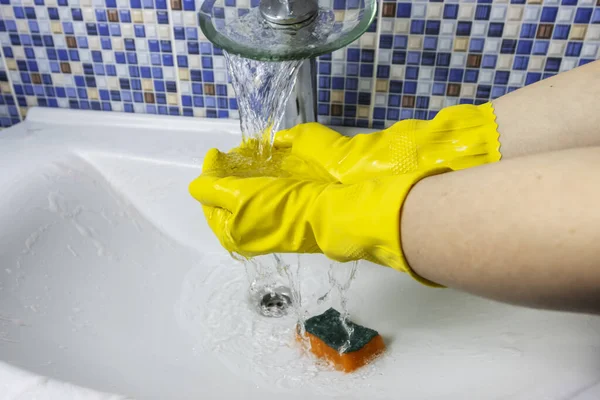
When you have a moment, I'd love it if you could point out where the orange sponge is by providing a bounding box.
[297,308,385,373]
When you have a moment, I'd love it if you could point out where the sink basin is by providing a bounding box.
[0,108,598,400]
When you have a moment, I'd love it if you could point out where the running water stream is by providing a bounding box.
[224,50,358,352]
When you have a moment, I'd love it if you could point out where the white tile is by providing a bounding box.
[417,82,431,95]
[38,21,51,34]
[144,10,156,23]
[490,5,506,20]
[138,53,149,65]
[379,49,391,64]
[171,11,183,25]
[380,19,393,33]
[581,43,598,58]
[548,41,565,57]
[412,4,427,18]
[458,4,474,20]
[58,98,69,108]
[112,102,124,112]
[390,65,404,79]
[332,62,344,75]
[54,36,66,48]
[441,21,455,35]
[523,6,540,22]
[180,81,191,94]
[146,25,157,38]
[484,38,500,53]
[360,33,376,48]
[103,50,114,63]
[116,64,128,76]
[472,21,487,37]
[184,12,196,26]
[215,70,227,83]
[164,67,176,79]
[497,54,513,69]
[79,49,91,62]
[426,3,442,19]
[430,96,444,110]
[82,8,94,21]
[451,53,466,67]
[38,60,50,73]
[560,58,577,72]
[134,104,145,113]
[444,98,459,107]
[438,37,453,51]
[579,0,594,5]
[504,22,520,38]
[478,70,494,84]
[74,22,87,35]
[586,25,600,40]
[556,8,573,23]
[419,67,433,80]
[394,20,409,33]
[138,39,149,51]
[59,7,70,19]
[96,76,107,87]
[359,79,371,91]
[375,94,386,106]
[34,47,46,59]
[332,49,345,61]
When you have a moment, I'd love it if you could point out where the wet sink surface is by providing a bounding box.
[0,108,599,400]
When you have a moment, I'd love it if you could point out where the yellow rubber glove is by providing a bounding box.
[190,143,450,286]
[275,102,501,184]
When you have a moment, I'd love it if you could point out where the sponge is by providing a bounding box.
[298,308,385,372]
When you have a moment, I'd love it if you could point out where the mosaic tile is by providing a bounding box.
[0,47,21,128]
[0,0,598,129]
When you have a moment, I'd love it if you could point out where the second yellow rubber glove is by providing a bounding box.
[275,102,501,184]
[190,146,450,286]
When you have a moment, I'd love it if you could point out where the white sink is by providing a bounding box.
[0,108,598,400]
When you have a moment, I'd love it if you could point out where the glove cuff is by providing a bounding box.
[390,102,501,173]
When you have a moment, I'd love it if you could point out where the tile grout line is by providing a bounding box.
[166,0,184,117]
[367,0,384,129]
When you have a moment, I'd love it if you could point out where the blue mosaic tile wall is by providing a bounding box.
[0,0,599,129]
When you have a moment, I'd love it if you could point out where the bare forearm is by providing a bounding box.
[493,60,600,159]
[401,147,600,314]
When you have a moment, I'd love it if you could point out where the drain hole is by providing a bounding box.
[258,289,292,318]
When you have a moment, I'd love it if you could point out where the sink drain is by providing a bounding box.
[258,288,292,318]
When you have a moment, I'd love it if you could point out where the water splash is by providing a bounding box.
[326,261,360,354]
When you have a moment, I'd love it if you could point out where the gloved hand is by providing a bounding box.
[190,138,450,286]
[275,102,500,184]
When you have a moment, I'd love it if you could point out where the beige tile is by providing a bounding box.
[51,21,62,33]
[71,63,83,74]
[143,10,155,23]
[0,82,10,93]
[17,20,28,32]
[504,22,520,38]
[168,93,178,105]
[193,108,205,117]
[159,25,170,39]
[132,10,143,23]
[527,0,542,4]
[334,10,345,22]
[88,37,100,50]
[142,79,153,91]
[408,36,422,50]
[331,90,343,103]
[358,106,370,119]
[529,56,545,71]
[121,24,134,37]
[188,55,201,68]
[454,37,468,51]
[461,84,476,97]
[359,33,376,48]
[427,3,442,19]
[88,88,99,100]
[83,8,95,21]
[184,12,196,26]
[26,96,37,107]
[497,55,513,69]
[112,38,124,50]
[5,59,16,70]
[376,79,388,93]
[394,19,409,34]
[507,5,523,21]
[179,68,190,81]
[107,77,119,89]
[20,107,28,117]
[570,25,587,40]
